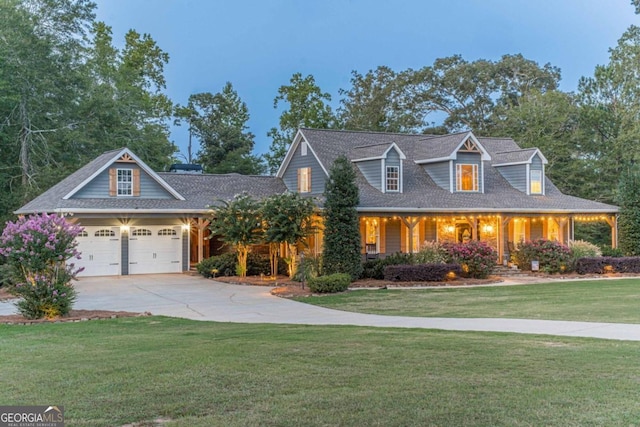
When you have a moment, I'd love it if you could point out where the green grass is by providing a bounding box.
[293,279,640,323]
[2,317,640,426]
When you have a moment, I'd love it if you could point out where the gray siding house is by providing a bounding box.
[16,129,619,276]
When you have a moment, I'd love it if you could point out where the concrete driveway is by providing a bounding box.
[3,273,640,341]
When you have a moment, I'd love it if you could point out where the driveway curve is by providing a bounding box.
[2,273,640,341]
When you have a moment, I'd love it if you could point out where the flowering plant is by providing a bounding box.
[0,213,83,319]
[512,239,571,274]
[444,240,497,279]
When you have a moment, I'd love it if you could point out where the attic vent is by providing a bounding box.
[117,153,135,163]
[460,139,480,153]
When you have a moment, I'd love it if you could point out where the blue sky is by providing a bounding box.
[94,0,638,159]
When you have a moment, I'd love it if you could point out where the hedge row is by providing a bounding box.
[383,263,462,282]
[575,256,640,274]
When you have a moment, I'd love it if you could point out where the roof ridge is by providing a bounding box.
[159,171,276,178]
[494,148,538,154]
[300,127,433,138]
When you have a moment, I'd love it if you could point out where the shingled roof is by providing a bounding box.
[296,128,617,214]
[15,149,286,215]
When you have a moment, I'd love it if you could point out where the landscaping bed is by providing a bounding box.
[0,309,144,325]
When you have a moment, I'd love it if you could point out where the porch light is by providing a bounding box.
[482,224,494,233]
[120,225,130,233]
[182,223,190,231]
[446,225,455,233]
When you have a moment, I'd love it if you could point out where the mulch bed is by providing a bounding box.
[0,307,146,325]
[213,274,501,297]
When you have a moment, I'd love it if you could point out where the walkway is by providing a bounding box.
[2,274,640,341]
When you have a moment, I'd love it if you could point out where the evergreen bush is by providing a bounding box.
[307,273,351,293]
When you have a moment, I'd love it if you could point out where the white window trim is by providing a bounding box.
[117,168,133,197]
[456,163,479,192]
[385,165,400,192]
[530,168,543,195]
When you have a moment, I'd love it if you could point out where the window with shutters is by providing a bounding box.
[298,167,311,193]
[117,169,132,196]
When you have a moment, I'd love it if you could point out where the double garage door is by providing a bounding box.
[75,225,182,277]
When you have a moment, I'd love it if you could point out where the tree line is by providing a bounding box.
[2,0,640,228]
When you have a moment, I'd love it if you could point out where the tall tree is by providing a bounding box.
[322,156,362,280]
[265,73,334,174]
[413,54,560,133]
[337,66,423,133]
[617,167,640,255]
[0,0,95,205]
[76,23,176,171]
[577,25,640,203]
[179,83,264,174]
[492,90,589,198]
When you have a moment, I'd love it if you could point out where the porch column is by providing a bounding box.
[193,218,210,263]
[401,216,420,253]
[500,216,512,264]
[604,215,618,249]
[557,217,569,244]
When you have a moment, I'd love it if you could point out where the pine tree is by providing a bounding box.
[617,167,640,255]
[322,156,363,279]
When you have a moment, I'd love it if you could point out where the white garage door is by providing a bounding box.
[129,226,182,274]
[75,226,121,277]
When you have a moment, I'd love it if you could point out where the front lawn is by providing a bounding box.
[2,317,640,426]
[293,278,640,323]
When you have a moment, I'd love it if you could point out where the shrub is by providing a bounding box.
[196,253,236,278]
[197,252,288,278]
[246,252,271,276]
[360,252,415,279]
[307,273,351,293]
[601,245,625,257]
[444,240,497,279]
[415,241,448,264]
[568,240,602,270]
[293,254,322,282]
[14,271,77,319]
[575,256,640,274]
[512,239,571,274]
[0,213,83,319]
[568,240,602,259]
[383,263,461,282]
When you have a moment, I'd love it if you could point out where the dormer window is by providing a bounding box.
[117,169,133,196]
[530,169,542,194]
[386,166,399,192]
[456,164,478,192]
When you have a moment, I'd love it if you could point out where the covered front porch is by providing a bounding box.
[359,213,618,263]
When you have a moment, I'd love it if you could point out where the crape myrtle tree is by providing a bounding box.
[0,213,83,319]
[208,193,263,278]
[322,156,363,280]
[261,192,316,278]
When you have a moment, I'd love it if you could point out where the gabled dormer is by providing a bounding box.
[277,130,329,194]
[63,148,184,200]
[415,132,491,193]
[351,143,407,193]
[492,148,548,195]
